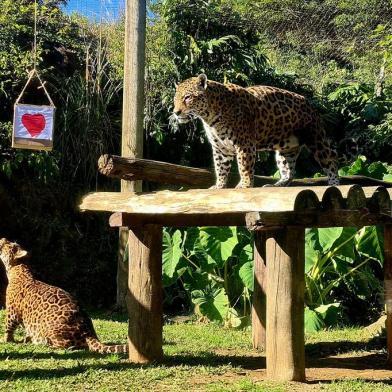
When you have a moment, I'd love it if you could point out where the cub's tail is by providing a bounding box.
[86,336,128,354]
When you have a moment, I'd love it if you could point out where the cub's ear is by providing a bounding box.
[15,248,28,259]
[197,73,208,90]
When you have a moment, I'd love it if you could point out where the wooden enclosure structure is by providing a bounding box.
[80,155,392,382]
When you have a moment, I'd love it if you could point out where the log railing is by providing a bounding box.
[98,154,392,188]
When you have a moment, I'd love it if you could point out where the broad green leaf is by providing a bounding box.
[199,227,238,266]
[162,230,183,287]
[367,161,388,179]
[305,307,325,333]
[192,287,229,322]
[329,227,357,260]
[314,303,341,327]
[305,229,321,273]
[183,270,210,292]
[225,307,242,328]
[383,174,392,182]
[356,226,384,264]
[239,260,254,291]
[183,227,200,251]
[318,227,343,251]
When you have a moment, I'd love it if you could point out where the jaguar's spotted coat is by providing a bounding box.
[0,238,127,354]
[173,74,339,188]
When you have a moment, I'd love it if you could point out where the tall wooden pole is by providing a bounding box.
[252,231,267,350]
[117,0,146,309]
[384,225,392,366]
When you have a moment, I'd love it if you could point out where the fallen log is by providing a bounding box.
[98,154,214,187]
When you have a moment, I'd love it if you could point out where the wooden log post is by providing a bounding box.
[385,224,392,366]
[127,224,163,363]
[252,231,267,350]
[266,228,305,382]
[117,0,146,311]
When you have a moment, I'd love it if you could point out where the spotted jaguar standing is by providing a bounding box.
[173,74,339,188]
[0,238,127,353]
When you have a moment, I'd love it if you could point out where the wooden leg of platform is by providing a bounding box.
[384,225,392,366]
[252,231,267,350]
[127,224,163,363]
[266,228,305,382]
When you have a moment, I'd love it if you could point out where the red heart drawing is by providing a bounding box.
[21,113,46,137]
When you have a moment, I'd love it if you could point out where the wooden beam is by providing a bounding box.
[385,225,392,367]
[252,231,267,350]
[109,211,247,227]
[246,210,392,231]
[80,186,391,216]
[266,228,305,381]
[98,154,215,187]
[127,224,163,363]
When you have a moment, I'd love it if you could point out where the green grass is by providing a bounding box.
[0,310,391,391]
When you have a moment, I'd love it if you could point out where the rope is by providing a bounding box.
[15,0,55,108]
[33,0,37,71]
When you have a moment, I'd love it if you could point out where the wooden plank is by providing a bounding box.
[98,154,215,187]
[252,231,267,350]
[127,225,163,363]
[384,225,392,366]
[266,228,305,381]
[80,186,390,216]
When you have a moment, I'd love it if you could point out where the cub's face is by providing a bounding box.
[173,74,208,124]
[0,238,28,274]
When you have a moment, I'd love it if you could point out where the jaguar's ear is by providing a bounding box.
[15,247,28,259]
[197,73,208,90]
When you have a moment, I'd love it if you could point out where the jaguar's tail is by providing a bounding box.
[86,336,128,354]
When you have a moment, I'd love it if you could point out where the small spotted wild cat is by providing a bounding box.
[0,238,127,354]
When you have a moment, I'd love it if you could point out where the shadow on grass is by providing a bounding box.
[87,309,128,323]
[306,336,386,357]
[0,349,106,361]
[309,352,389,370]
[0,362,136,381]
[1,338,390,384]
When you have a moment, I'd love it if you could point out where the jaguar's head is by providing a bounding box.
[173,74,209,124]
[0,238,29,274]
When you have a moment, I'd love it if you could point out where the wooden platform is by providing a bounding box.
[80,183,392,382]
